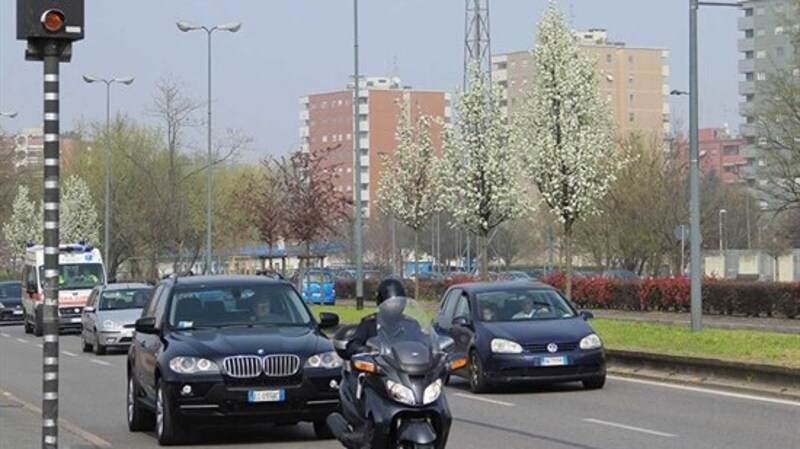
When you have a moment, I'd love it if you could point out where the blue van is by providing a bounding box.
[295,270,336,305]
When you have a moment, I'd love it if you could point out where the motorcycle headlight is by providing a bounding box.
[491,338,523,354]
[304,351,343,369]
[386,380,415,406]
[423,379,442,405]
[169,357,219,374]
[102,319,122,330]
[580,333,603,350]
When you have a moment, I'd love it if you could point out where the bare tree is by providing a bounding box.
[240,160,286,269]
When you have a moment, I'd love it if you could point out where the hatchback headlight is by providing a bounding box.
[491,338,523,354]
[305,351,343,369]
[580,334,603,350]
[386,380,415,405]
[169,357,219,374]
[423,379,442,405]
[102,319,122,330]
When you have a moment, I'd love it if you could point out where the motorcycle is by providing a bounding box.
[327,296,466,449]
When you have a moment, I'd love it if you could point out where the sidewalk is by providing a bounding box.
[0,390,109,449]
[588,309,800,334]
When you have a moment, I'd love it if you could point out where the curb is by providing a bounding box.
[605,349,800,400]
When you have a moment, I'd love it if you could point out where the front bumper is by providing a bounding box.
[165,368,341,424]
[0,305,24,322]
[57,306,85,329]
[97,328,135,347]
[483,349,606,384]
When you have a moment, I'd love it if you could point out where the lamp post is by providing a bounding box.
[176,20,241,274]
[82,75,133,277]
[352,0,364,309]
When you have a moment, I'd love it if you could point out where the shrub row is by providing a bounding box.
[335,275,800,318]
[538,272,800,319]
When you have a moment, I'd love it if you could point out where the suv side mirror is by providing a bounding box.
[579,311,594,320]
[83,306,95,314]
[318,312,340,329]
[135,316,157,334]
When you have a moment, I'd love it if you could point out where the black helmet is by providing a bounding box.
[376,277,406,305]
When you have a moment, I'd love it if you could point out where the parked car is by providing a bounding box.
[126,275,341,445]
[292,269,336,305]
[255,269,285,280]
[601,270,639,280]
[0,280,24,322]
[81,283,153,354]
[433,281,606,393]
[499,271,533,281]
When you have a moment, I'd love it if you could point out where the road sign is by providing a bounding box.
[674,224,689,242]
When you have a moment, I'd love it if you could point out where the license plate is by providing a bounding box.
[12,310,22,315]
[540,356,567,366]
[247,390,285,403]
[70,317,82,323]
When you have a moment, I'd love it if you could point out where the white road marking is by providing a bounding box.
[90,359,112,366]
[453,393,515,407]
[583,418,677,437]
[62,351,77,357]
[610,375,800,408]
[1,332,10,337]
[37,344,43,348]
[16,338,27,344]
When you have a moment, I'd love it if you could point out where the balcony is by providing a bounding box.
[738,16,754,31]
[359,137,369,149]
[738,59,755,73]
[360,172,369,184]
[360,155,369,167]
[360,119,369,132]
[738,80,755,95]
[359,104,369,115]
[299,109,309,121]
[738,37,754,53]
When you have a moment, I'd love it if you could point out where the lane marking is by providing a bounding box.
[583,418,677,437]
[90,359,112,366]
[610,375,800,408]
[37,344,43,348]
[453,393,515,407]
[1,332,10,337]
[0,389,112,448]
[62,351,77,357]
[16,338,27,344]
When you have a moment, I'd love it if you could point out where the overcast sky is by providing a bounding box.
[0,0,742,162]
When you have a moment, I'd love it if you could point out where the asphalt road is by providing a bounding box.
[1,323,798,449]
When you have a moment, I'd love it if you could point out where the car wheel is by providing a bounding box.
[156,378,185,446]
[127,375,155,432]
[33,311,43,337]
[469,350,490,394]
[582,375,606,390]
[93,333,106,355]
[81,333,92,353]
[313,420,334,439]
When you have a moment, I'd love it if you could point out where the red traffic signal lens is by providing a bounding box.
[41,9,66,33]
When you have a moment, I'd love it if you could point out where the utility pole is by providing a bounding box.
[353,0,364,309]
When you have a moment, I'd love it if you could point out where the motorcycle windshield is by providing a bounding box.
[375,297,437,371]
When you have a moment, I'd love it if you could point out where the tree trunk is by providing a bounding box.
[478,234,489,281]
[564,224,573,300]
[413,230,420,299]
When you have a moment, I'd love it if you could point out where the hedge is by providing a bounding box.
[335,274,800,319]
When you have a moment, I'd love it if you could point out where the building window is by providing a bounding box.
[745,29,754,38]
[775,26,784,35]
[606,54,612,63]
[629,112,635,122]
[322,135,328,143]
[346,167,352,173]
[628,75,634,84]
[758,159,766,166]
[758,137,767,146]
[628,55,634,64]
[347,133,352,140]
[744,7,753,16]
[745,50,754,59]
[722,145,739,155]
[746,94,755,102]
[724,166,735,173]
[756,72,767,81]
[756,50,766,59]
[757,29,765,37]
[629,93,634,103]
[321,101,327,109]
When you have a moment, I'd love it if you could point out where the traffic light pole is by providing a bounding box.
[41,41,63,449]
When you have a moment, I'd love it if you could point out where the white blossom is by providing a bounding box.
[60,175,100,244]
[2,185,41,261]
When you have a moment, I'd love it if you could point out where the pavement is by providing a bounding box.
[0,389,105,448]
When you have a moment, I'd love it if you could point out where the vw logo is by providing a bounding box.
[257,349,265,355]
[547,343,558,353]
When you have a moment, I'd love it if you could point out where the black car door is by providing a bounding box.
[134,283,167,398]
[434,288,462,336]
[450,293,474,353]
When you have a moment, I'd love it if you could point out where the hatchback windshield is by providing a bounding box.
[476,289,576,321]
[168,284,313,329]
[100,288,153,310]
[0,282,22,299]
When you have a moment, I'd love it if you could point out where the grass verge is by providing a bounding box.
[311,305,800,368]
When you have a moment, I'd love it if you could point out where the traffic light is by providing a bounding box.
[16,0,84,41]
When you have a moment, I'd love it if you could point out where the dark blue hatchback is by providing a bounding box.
[433,282,606,393]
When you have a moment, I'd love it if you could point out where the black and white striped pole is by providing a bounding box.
[17,2,84,448]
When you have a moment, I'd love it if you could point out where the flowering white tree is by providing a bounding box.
[377,100,442,297]
[515,1,629,298]
[442,62,529,280]
[61,175,100,244]
[2,185,41,265]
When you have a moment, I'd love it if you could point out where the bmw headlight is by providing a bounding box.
[0,302,5,309]
[304,351,343,369]
[386,380,415,405]
[102,319,122,330]
[423,379,442,405]
[580,333,603,350]
[491,338,523,354]
[169,357,219,374]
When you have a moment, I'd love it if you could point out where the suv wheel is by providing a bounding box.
[156,379,185,445]
[582,375,606,390]
[127,375,154,432]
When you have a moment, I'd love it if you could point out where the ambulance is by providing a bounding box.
[22,243,106,336]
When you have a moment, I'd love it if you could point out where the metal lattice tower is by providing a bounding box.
[463,0,491,88]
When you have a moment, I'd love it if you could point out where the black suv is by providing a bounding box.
[126,275,341,445]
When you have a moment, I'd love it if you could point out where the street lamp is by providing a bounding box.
[83,75,134,277]
[177,20,241,274]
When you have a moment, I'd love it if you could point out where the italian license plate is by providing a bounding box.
[247,390,285,403]
[12,310,22,315]
[70,317,82,323]
[540,356,567,367]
